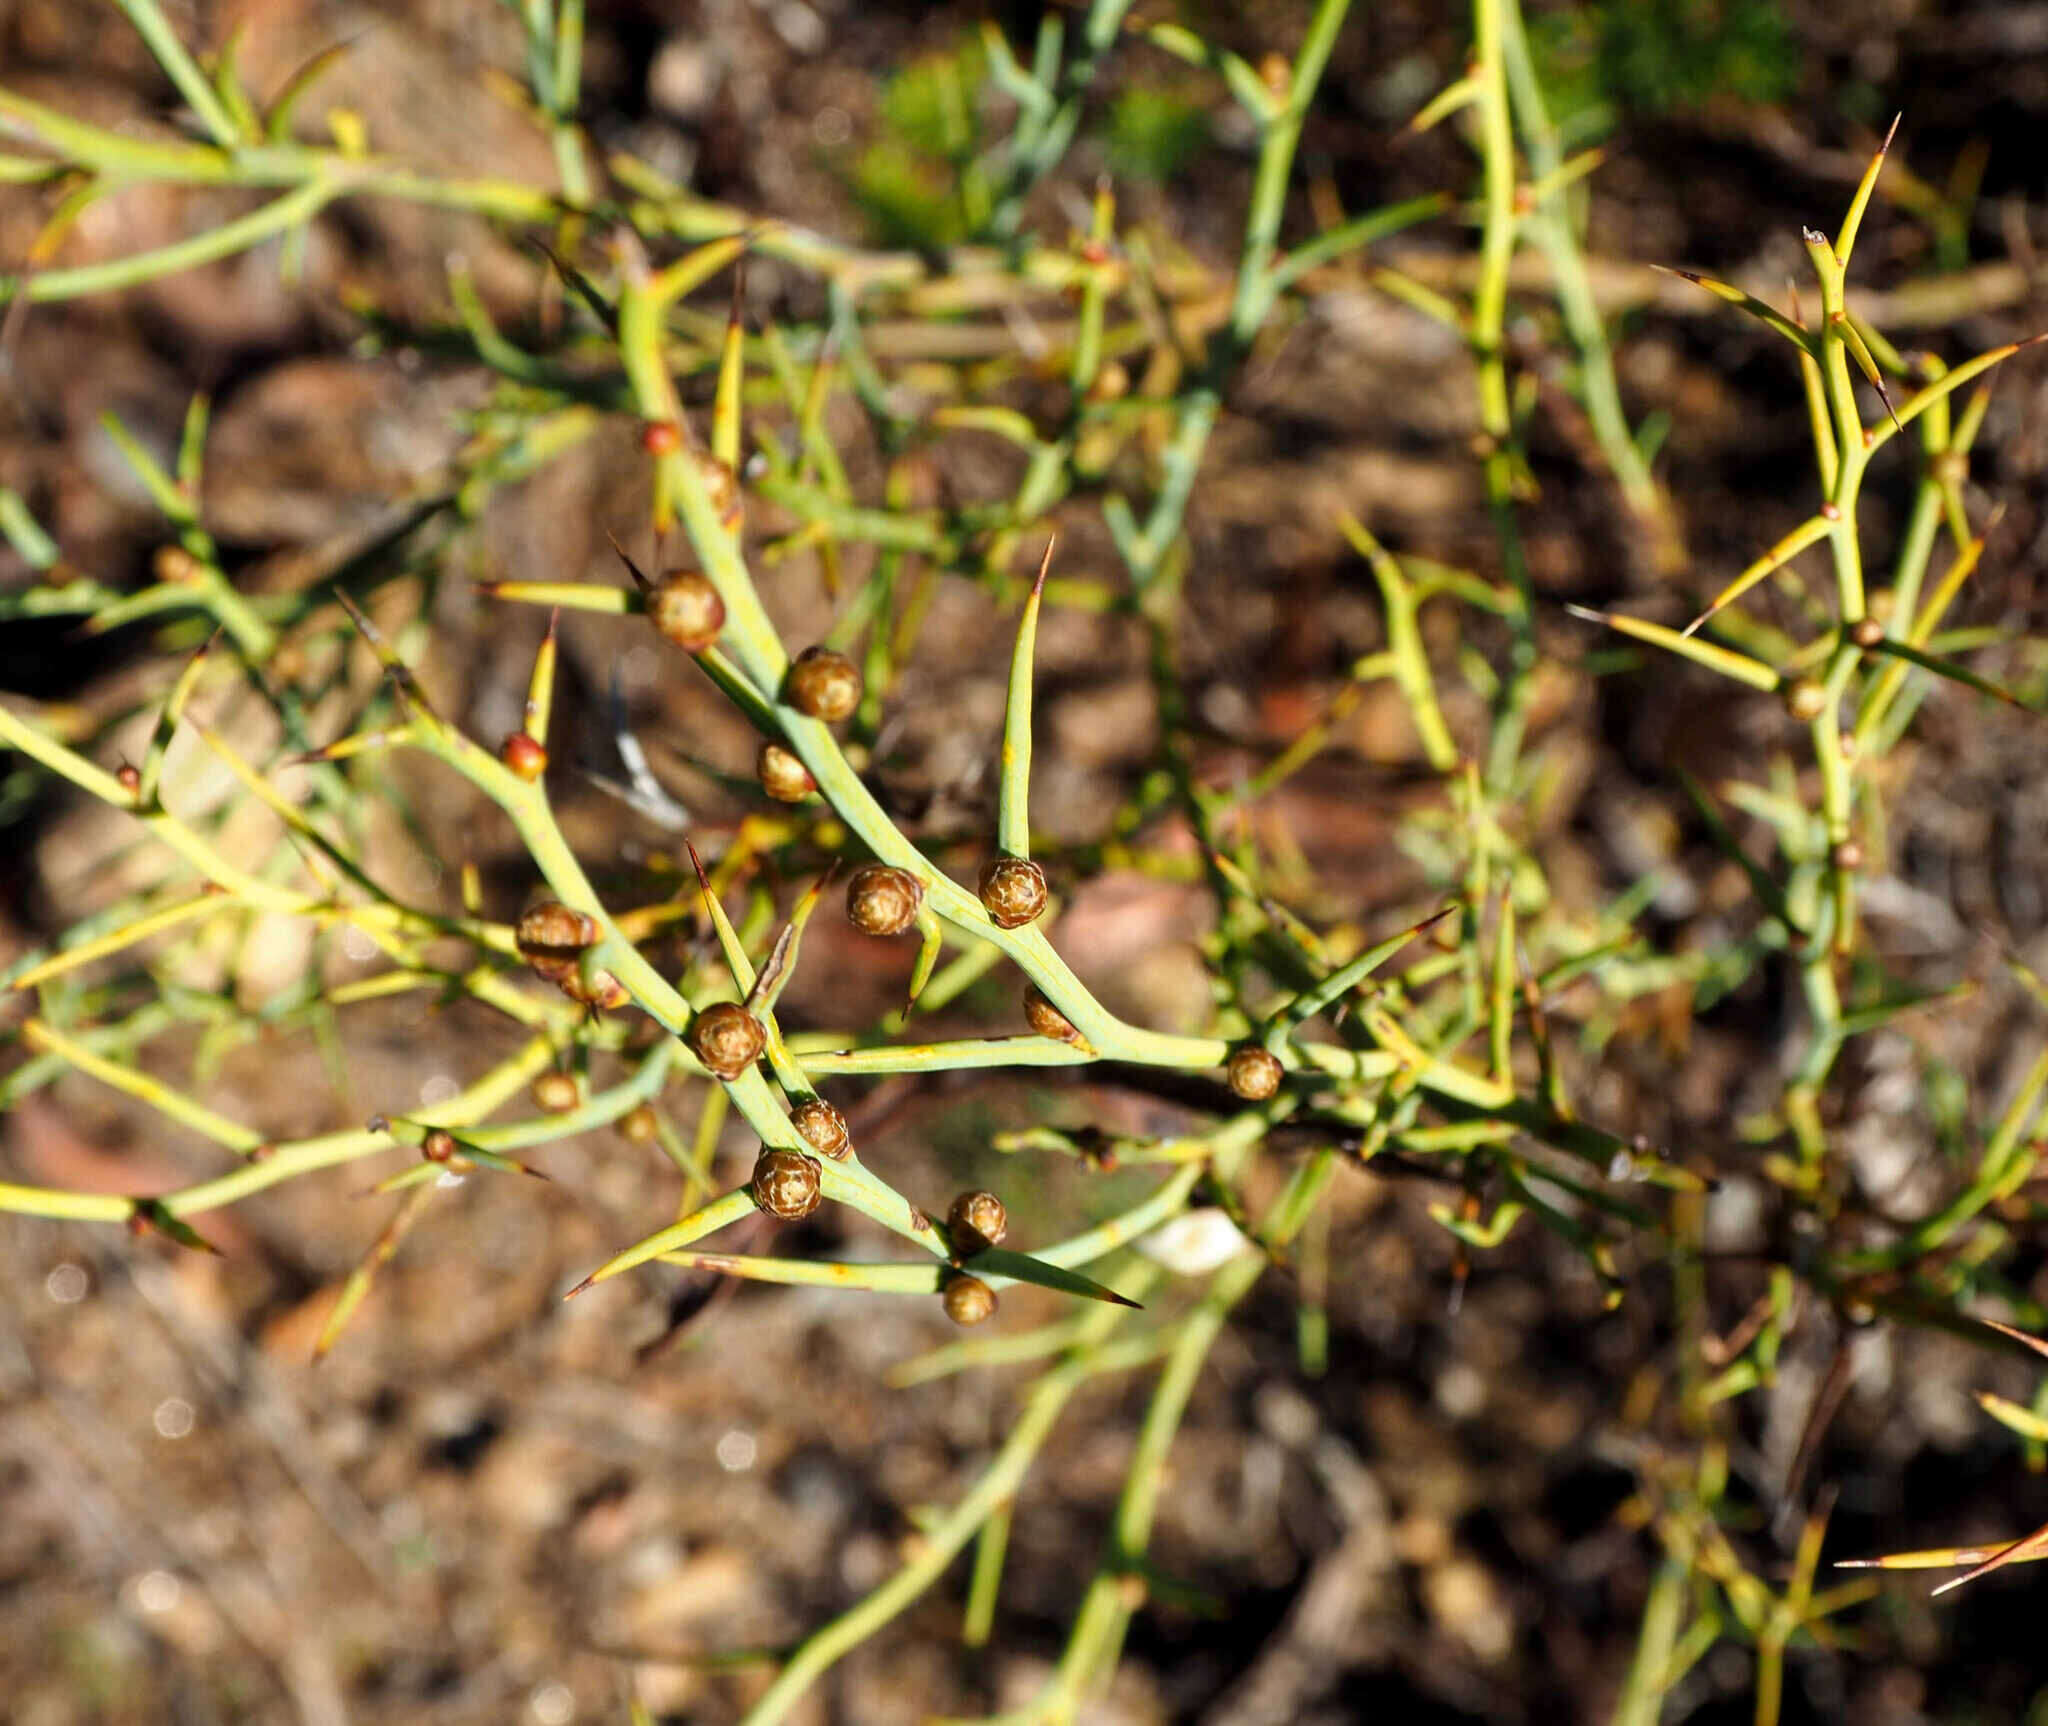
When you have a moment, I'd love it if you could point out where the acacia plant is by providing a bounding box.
[3,1,2045,1721]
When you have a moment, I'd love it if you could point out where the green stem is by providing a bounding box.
[1472,0,1537,791]
[3,178,334,303]
[112,0,245,148]
[1048,1249,1267,1704]
[1227,0,1354,340]
[738,1282,1148,1725]
[1495,0,1663,534]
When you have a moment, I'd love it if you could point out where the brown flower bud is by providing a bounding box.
[947,1190,1007,1251]
[790,1098,851,1160]
[596,970,636,1010]
[618,1103,660,1144]
[1850,617,1885,650]
[517,900,598,961]
[691,1001,765,1079]
[689,448,743,532]
[1088,359,1130,404]
[978,856,1048,929]
[154,544,205,585]
[752,1148,822,1220]
[564,964,629,1011]
[516,902,625,1008]
[1226,1046,1284,1101]
[786,646,861,722]
[641,420,682,456]
[1023,986,1083,1045]
[846,864,923,936]
[531,1071,580,1114]
[942,1274,997,1326]
[116,763,142,797]
[757,742,816,801]
[1832,838,1866,872]
[501,730,548,781]
[648,569,726,651]
[422,1129,461,1164]
[1781,678,1829,722]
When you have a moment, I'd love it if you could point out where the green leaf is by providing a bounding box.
[997,539,1052,859]
[966,1246,1143,1308]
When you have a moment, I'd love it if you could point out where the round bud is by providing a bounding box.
[518,900,598,994]
[515,902,626,1008]
[1226,1046,1284,1101]
[978,857,1048,929]
[752,1148,822,1220]
[1850,617,1885,650]
[1832,838,1866,872]
[517,900,598,962]
[531,1071,580,1114]
[947,1190,1007,1251]
[1781,678,1829,723]
[641,420,682,456]
[942,1274,997,1326]
[691,1001,766,1079]
[648,570,726,651]
[786,646,861,723]
[154,544,205,585]
[565,967,628,1011]
[790,1098,851,1160]
[757,742,816,802]
[501,730,548,781]
[690,449,743,532]
[1023,987,1083,1045]
[1088,359,1130,404]
[422,1129,460,1164]
[116,763,142,797]
[618,1103,660,1145]
[846,864,923,937]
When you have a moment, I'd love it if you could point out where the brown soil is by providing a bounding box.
[5,3,2048,1723]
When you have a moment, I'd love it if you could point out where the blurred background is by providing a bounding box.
[4,1,2048,1722]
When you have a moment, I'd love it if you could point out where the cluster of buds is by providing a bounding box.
[516,901,627,1009]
